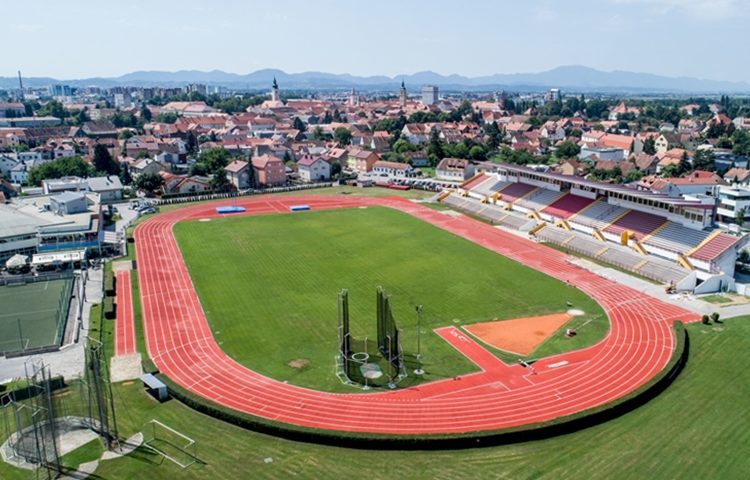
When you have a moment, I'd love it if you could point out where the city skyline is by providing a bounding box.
[3,0,750,82]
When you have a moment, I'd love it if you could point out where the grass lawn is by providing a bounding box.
[3,317,748,480]
[173,206,605,392]
[0,278,72,352]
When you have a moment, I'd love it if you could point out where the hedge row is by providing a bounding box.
[104,270,115,296]
[103,296,115,320]
[153,321,689,449]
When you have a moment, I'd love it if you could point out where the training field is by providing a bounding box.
[174,206,606,392]
[0,278,72,353]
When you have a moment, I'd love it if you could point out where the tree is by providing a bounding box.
[140,104,152,122]
[333,127,352,146]
[72,108,89,126]
[119,164,133,186]
[155,112,178,124]
[92,144,120,175]
[427,128,444,159]
[198,147,231,173]
[555,140,581,159]
[311,126,326,140]
[186,131,198,155]
[677,151,691,176]
[293,116,306,132]
[625,169,644,183]
[692,149,715,171]
[134,172,164,196]
[37,100,67,118]
[210,170,231,192]
[643,137,657,155]
[330,162,342,179]
[469,145,487,160]
[736,206,746,226]
[27,156,96,186]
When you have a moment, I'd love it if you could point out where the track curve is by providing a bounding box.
[134,194,698,435]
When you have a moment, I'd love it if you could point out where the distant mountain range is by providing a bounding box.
[2,65,749,94]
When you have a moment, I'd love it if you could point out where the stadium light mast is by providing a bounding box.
[414,305,424,375]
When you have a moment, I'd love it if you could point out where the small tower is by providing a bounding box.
[349,87,357,107]
[271,76,280,103]
[399,80,407,110]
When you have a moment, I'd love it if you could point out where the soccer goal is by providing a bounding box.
[141,419,198,468]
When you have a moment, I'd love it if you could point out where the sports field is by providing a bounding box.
[173,206,606,392]
[0,278,72,353]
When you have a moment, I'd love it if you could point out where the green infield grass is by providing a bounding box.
[173,206,606,392]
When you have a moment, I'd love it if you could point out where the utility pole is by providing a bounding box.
[414,305,424,375]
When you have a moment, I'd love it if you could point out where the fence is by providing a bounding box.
[154,182,333,206]
[0,269,74,287]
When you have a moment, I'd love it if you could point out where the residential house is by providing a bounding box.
[723,167,750,186]
[224,160,251,189]
[251,154,286,187]
[608,102,641,120]
[346,148,379,173]
[372,160,412,177]
[401,124,430,144]
[436,158,476,182]
[131,158,167,177]
[297,155,331,182]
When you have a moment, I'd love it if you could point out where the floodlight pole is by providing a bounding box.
[414,305,424,376]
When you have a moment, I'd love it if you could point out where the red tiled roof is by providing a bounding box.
[689,233,741,262]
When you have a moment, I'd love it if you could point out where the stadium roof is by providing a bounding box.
[488,162,714,209]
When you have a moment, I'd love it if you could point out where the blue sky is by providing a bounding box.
[3,0,749,81]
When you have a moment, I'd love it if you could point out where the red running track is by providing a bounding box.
[134,195,699,435]
[114,270,136,356]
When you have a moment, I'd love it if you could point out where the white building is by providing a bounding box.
[297,155,331,182]
[421,85,438,106]
[436,158,476,182]
[372,160,412,177]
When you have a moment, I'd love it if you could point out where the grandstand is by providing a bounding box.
[604,210,668,239]
[514,188,566,213]
[445,163,749,290]
[541,193,597,221]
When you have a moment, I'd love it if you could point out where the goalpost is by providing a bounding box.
[141,419,198,469]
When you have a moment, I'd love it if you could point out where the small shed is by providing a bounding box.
[141,373,168,402]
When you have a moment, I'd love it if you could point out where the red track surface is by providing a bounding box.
[114,270,136,356]
[134,195,698,435]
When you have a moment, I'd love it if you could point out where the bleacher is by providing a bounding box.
[461,174,490,192]
[570,201,629,230]
[473,178,509,197]
[536,225,690,285]
[542,194,597,220]
[643,222,713,255]
[604,210,668,239]
[442,194,533,230]
[689,233,740,263]
[515,188,565,211]
[497,183,537,203]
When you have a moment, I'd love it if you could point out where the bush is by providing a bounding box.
[103,296,115,320]
[104,270,115,296]
[710,312,721,324]
[701,314,710,325]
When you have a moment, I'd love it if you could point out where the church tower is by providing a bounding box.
[399,80,407,109]
[349,87,357,106]
[271,77,280,103]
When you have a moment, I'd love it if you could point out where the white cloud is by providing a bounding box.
[611,0,749,20]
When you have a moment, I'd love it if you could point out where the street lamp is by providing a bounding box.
[414,305,424,375]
